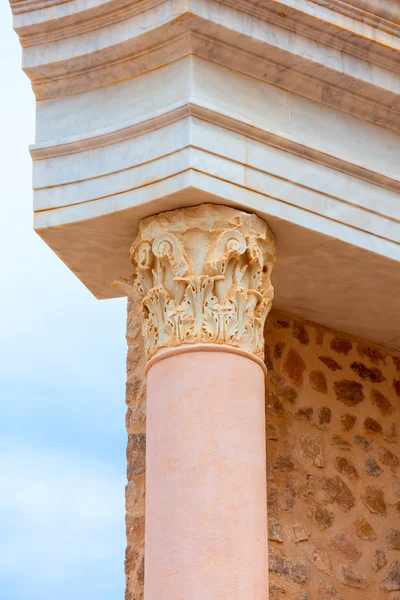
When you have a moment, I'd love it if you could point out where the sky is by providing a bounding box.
[0,7,128,600]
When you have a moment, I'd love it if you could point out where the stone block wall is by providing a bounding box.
[124,298,400,599]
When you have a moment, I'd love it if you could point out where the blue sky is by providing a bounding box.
[1,7,128,599]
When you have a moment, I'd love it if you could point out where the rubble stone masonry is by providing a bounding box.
[125,298,400,600]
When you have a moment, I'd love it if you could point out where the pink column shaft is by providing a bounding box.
[144,347,268,600]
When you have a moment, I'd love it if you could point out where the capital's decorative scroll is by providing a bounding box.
[114,204,275,361]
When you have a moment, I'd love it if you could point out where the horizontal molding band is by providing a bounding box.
[30,100,400,197]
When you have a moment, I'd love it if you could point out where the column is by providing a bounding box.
[115,204,276,600]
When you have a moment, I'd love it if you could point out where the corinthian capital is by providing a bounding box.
[115,204,275,361]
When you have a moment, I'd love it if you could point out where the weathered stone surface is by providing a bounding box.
[393,479,400,495]
[338,565,369,589]
[381,561,400,592]
[330,337,352,355]
[266,391,285,417]
[310,370,328,394]
[353,435,373,452]
[386,529,400,551]
[265,344,274,372]
[394,356,400,372]
[294,406,313,421]
[126,403,146,431]
[334,380,364,406]
[323,476,355,511]
[283,481,296,512]
[334,456,358,480]
[268,519,284,543]
[269,550,309,583]
[269,581,287,599]
[273,318,290,329]
[305,544,331,574]
[317,406,332,429]
[276,386,298,404]
[378,447,399,472]
[267,422,280,440]
[292,524,309,543]
[364,456,382,477]
[301,435,325,468]
[371,389,395,416]
[358,344,387,365]
[125,478,145,517]
[318,580,344,600]
[354,518,377,541]
[274,342,286,359]
[393,379,400,398]
[372,550,387,572]
[351,361,386,383]
[330,435,352,451]
[274,454,297,472]
[268,487,280,515]
[312,505,335,530]
[386,423,399,444]
[331,533,362,563]
[127,434,146,477]
[319,356,343,371]
[293,323,310,345]
[341,413,357,431]
[283,349,306,387]
[362,486,387,515]
[364,417,383,435]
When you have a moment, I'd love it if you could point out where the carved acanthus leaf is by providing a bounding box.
[114,204,275,361]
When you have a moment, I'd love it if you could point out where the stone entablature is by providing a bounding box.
[115,204,275,360]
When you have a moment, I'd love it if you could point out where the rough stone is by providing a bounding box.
[334,380,364,406]
[393,479,400,495]
[274,342,286,360]
[364,457,382,477]
[266,391,285,417]
[334,456,358,480]
[323,476,355,511]
[300,435,325,468]
[293,323,310,345]
[393,379,400,398]
[127,434,146,478]
[371,389,395,416]
[312,505,335,530]
[354,518,377,541]
[317,406,332,429]
[358,344,387,365]
[353,435,373,452]
[268,550,309,583]
[330,435,352,451]
[292,524,309,543]
[330,337,352,355]
[330,533,362,563]
[394,356,400,372]
[274,454,297,472]
[268,487,280,515]
[294,406,313,421]
[265,344,274,372]
[276,386,298,404]
[364,417,383,435]
[362,486,387,516]
[341,413,357,431]
[381,561,400,592]
[305,544,331,574]
[268,519,284,543]
[283,349,306,387]
[273,318,290,329]
[319,356,343,371]
[310,370,328,394]
[266,422,280,440]
[372,550,387,572]
[386,529,400,551]
[386,424,399,444]
[283,481,296,512]
[378,446,399,472]
[269,581,287,599]
[351,361,386,382]
[338,565,369,589]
